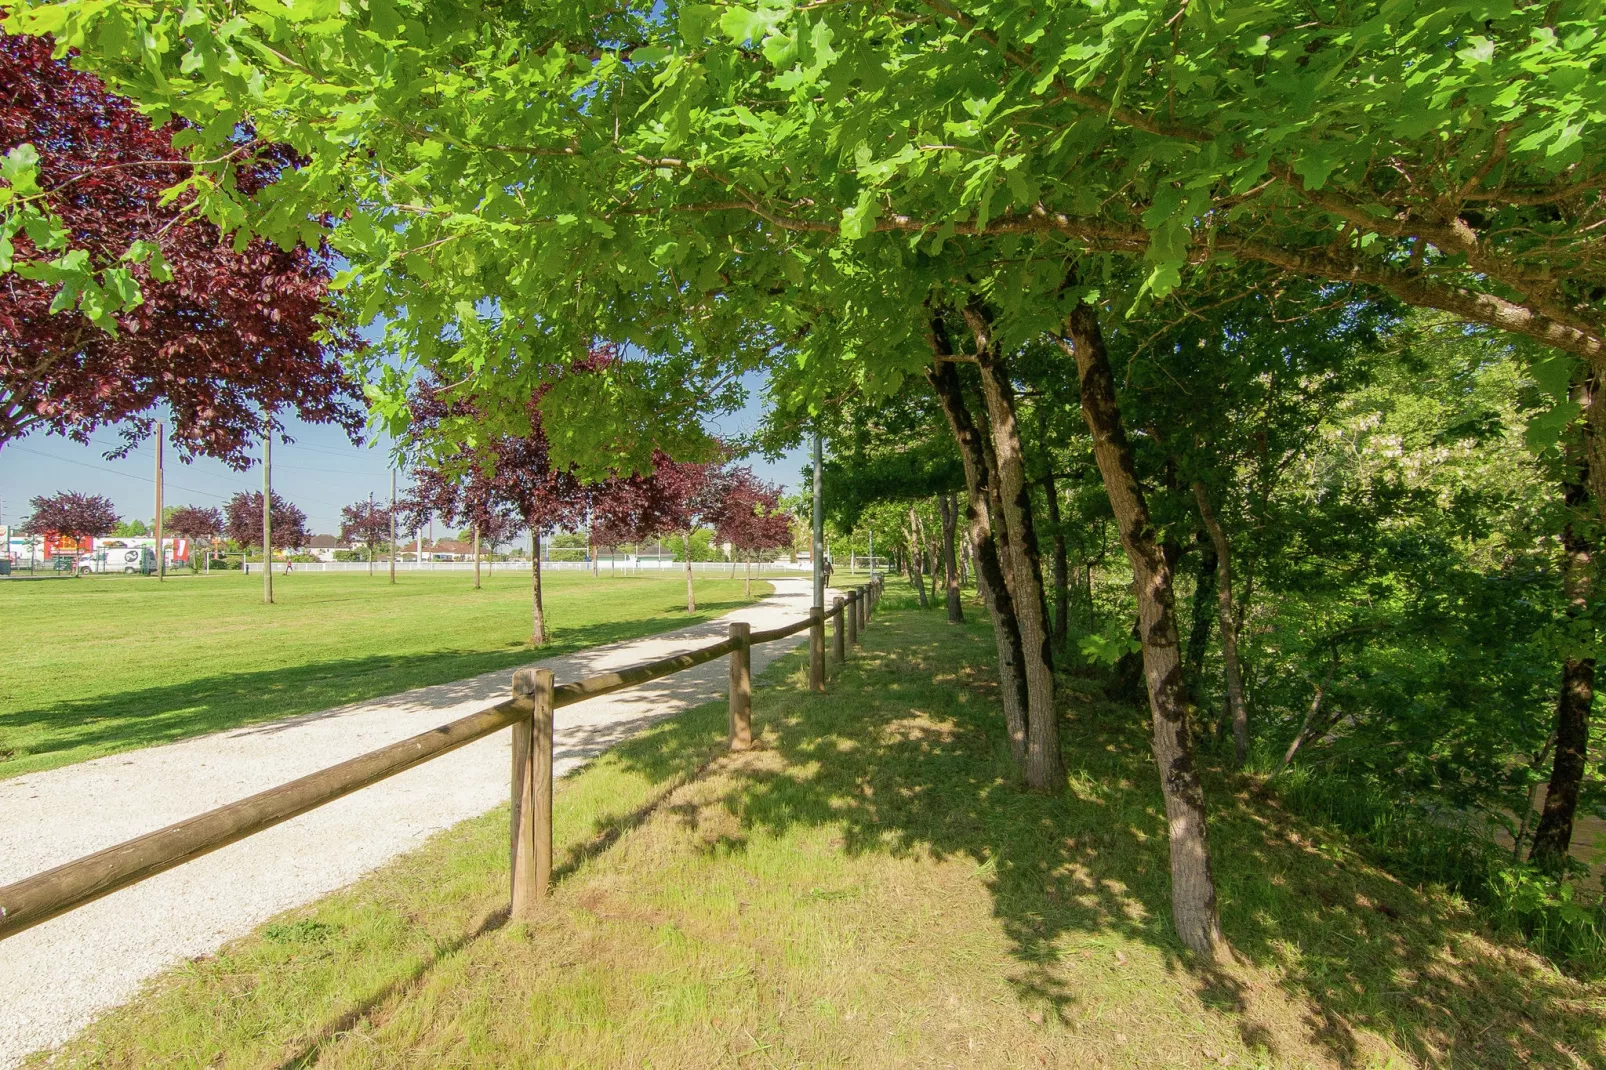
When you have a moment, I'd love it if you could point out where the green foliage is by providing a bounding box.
[1272,765,1606,974]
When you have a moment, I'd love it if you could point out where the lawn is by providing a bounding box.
[0,569,772,780]
[32,589,1606,1069]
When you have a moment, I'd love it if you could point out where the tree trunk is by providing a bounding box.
[472,523,482,590]
[1275,672,1331,776]
[1515,731,1559,861]
[1194,482,1250,767]
[1063,303,1226,959]
[1531,374,1605,868]
[1044,473,1070,653]
[927,355,1029,767]
[591,528,599,578]
[530,529,547,646]
[967,306,1063,793]
[914,506,941,604]
[1184,530,1216,708]
[939,493,964,623]
[745,554,752,598]
[905,509,931,608]
[684,530,696,611]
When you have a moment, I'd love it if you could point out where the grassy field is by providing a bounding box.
[33,589,1606,1069]
[0,569,771,780]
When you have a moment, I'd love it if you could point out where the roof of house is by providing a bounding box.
[307,534,348,549]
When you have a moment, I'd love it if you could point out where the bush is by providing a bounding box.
[1268,764,1606,975]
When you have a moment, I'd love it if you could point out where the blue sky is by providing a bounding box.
[1,372,809,537]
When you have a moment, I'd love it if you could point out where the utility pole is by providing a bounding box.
[368,491,375,576]
[154,421,165,581]
[812,427,824,610]
[262,424,273,604]
[389,470,397,584]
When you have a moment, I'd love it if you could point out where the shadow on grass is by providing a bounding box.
[272,908,512,1070]
[0,600,756,778]
[594,588,1606,1069]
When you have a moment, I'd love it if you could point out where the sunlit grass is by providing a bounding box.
[0,569,771,778]
[29,589,1606,1068]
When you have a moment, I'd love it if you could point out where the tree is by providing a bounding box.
[0,31,364,466]
[404,379,594,645]
[402,466,519,590]
[593,451,728,612]
[710,467,791,597]
[25,490,116,542]
[111,518,148,537]
[36,0,1606,963]
[223,491,306,552]
[339,498,392,564]
[164,505,221,539]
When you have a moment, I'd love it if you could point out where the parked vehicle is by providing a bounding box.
[76,547,157,576]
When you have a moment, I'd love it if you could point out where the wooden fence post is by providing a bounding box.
[511,667,554,919]
[729,621,752,750]
[832,597,846,663]
[808,607,826,692]
[846,591,859,648]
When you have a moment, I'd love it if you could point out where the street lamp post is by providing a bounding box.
[811,429,824,611]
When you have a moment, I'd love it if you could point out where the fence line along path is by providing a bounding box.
[0,575,879,1069]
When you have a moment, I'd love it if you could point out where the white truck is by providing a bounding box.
[76,547,157,575]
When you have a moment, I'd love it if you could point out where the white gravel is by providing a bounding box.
[0,577,826,1067]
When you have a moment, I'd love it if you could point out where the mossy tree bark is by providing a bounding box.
[1063,303,1227,959]
[965,304,1064,794]
[927,351,1029,768]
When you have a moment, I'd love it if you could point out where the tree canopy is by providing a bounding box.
[24,489,116,540]
[0,31,365,466]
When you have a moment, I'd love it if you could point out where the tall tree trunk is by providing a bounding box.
[928,355,1029,767]
[1532,379,1600,866]
[745,554,752,598]
[915,505,940,603]
[1044,472,1070,652]
[591,528,599,578]
[966,306,1064,793]
[684,529,697,611]
[472,523,481,590]
[530,529,547,646]
[939,493,964,623]
[905,509,931,608]
[1184,530,1216,707]
[1194,482,1250,767]
[1063,304,1226,959]
[1275,665,1334,776]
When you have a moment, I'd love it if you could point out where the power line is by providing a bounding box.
[7,445,356,515]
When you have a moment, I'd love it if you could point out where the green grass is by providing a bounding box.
[28,589,1606,1068]
[0,569,771,779]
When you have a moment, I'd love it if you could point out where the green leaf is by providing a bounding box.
[1524,401,1582,453]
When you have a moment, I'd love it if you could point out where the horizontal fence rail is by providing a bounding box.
[0,578,881,941]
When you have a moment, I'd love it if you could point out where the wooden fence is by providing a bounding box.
[0,579,882,940]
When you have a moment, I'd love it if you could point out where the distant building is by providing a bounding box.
[305,534,351,563]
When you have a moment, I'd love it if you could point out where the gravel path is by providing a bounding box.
[0,578,826,1067]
